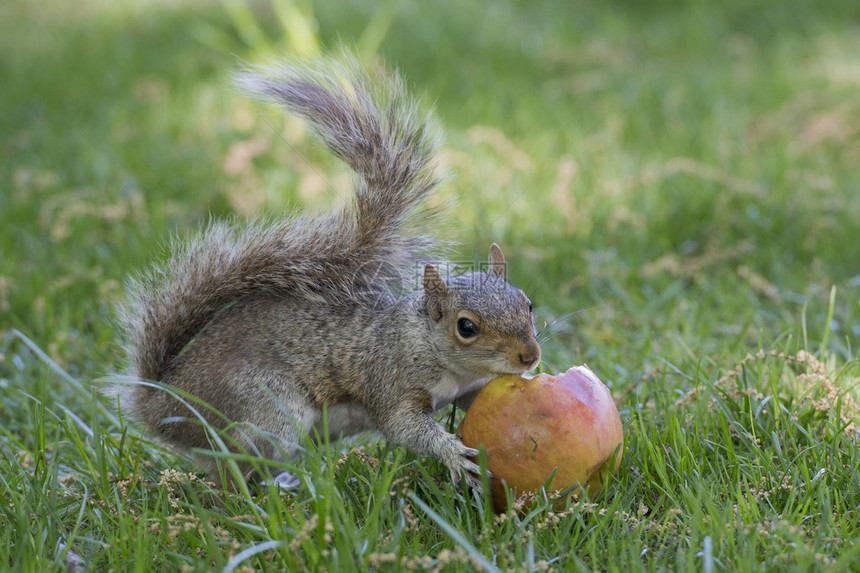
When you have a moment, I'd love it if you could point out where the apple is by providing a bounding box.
[459,366,623,512]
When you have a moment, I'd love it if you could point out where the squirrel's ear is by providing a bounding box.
[488,243,506,277]
[423,264,448,322]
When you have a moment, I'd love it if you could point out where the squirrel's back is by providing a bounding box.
[118,54,443,385]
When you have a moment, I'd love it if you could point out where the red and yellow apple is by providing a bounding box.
[459,366,623,512]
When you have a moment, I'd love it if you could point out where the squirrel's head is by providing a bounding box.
[423,243,542,377]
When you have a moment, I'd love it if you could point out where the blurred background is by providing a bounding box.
[2,0,859,389]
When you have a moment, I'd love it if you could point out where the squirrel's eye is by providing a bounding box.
[527,299,533,313]
[457,317,478,338]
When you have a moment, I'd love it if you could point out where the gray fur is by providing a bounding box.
[112,54,541,491]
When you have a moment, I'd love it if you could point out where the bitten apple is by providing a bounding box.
[459,366,623,512]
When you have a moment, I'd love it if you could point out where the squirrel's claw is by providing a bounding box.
[450,463,483,494]
[442,437,485,494]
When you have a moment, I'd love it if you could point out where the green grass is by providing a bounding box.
[2,0,860,570]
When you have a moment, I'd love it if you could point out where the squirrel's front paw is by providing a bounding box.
[441,434,484,493]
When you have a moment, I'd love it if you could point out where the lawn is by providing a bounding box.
[2,0,859,570]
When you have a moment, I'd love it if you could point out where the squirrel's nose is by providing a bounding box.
[518,346,541,369]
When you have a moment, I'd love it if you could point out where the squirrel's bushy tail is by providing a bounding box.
[120,53,442,382]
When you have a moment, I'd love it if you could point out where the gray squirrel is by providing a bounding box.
[112,54,542,492]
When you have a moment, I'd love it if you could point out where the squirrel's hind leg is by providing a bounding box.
[198,369,320,492]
